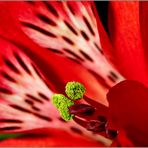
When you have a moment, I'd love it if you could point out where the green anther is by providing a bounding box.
[52,94,74,121]
[65,81,85,100]
[59,107,74,121]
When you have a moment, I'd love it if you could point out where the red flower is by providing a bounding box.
[0,1,147,147]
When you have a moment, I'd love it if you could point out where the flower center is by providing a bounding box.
[52,81,118,140]
[69,98,118,139]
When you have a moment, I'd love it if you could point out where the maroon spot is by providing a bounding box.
[58,117,66,123]
[81,30,89,41]
[47,48,63,55]
[0,87,13,94]
[25,99,40,112]
[0,119,23,123]
[62,36,75,45]
[64,20,78,35]
[67,3,75,15]
[31,63,43,79]
[21,22,57,38]
[109,71,119,80]
[70,127,83,135]
[108,75,116,83]
[83,16,95,36]
[33,113,52,122]
[26,94,43,104]
[94,42,104,54]
[25,99,34,105]
[0,126,21,131]
[10,104,32,113]
[79,50,93,62]
[1,71,16,83]
[63,48,84,62]
[32,106,40,111]
[44,2,59,18]
[3,57,20,74]
[37,13,57,26]
[14,52,31,75]
[10,104,52,122]
[38,92,49,101]
[67,57,81,64]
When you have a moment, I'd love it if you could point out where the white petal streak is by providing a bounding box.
[0,38,111,145]
[19,1,124,89]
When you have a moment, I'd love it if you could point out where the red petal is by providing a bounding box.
[0,129,103,146]
[0,37,112,144]
[140,2,148,67]
[0,2,111,105]
[18,1,124,87]
[111,129,134,147]
[0,37,55,132]
[0,2,124,91]
[92,2,116,68]
[108,2,148,86]
[107,80,148,146]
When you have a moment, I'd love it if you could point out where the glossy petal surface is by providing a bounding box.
[140,2,148,66]
[107,80,148,146]
[108,2,148,86]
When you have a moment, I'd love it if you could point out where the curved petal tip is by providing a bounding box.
[107,80,148,146]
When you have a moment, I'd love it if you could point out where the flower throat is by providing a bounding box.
[52,81,118,139]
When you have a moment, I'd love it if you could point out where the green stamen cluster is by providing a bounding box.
[65,81,85,100]
[52,94,74,121]
[52,81,85,121]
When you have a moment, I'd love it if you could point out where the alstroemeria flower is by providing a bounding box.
[0,1,147,147]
